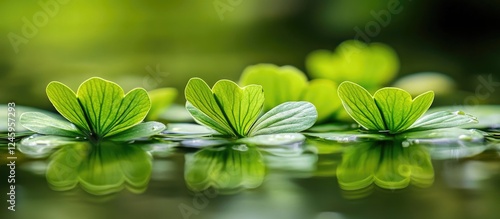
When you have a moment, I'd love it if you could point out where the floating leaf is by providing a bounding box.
[21,77,161,143]
[185,78,317,138]
[239,133,306,146]
[20,112,81,137]
[338,81,476,134]
[248,102,317,136]
[409,111,478,131]
[106,121,165,142]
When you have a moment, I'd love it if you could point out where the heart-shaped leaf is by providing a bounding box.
[247,101,317,136]
[337,81,386,131]
[41,77,154,142]
[338,81,480,134]
[239,64,308,111]
[185,78,264,137]
[373,88,434,133]
[306,40,399,90]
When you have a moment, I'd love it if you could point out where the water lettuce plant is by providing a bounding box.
[185,77,317,138]
[239,64,342,122]
[306,40,399,91]
[20,77,165,143]
[337,81,477,134]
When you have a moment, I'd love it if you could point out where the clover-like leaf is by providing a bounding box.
[306,40,399,90]
[239,64,308,111]
[373,87,434,133]
[338,81,477,134]
[21,77,162,143]
[185,78,264,137]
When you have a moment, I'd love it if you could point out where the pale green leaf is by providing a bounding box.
[337,81,385,131]
[20,112,82,137]
[240,133,306,146]
[212,79,264,137]
[239,64,308,111]
[301,79,341,122]
[106,121,165,141]
[165,123,218,135]
[408,111,478,131]
[146,88,178,120]
[248,102,317,136]
[373,88,434,133]
[184,78,235,136]
[46,81,90,133]
[76,77,151,138]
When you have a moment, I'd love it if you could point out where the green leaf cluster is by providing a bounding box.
[306,40,399,90]
[337,81,477,134]
[239,64,341,122]
[185,77,318,138]
[20,77,165,143]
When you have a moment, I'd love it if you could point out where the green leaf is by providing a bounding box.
[76,77,151,138]
[301,79,341,122]
[373,88,434,133]
[20,112,82,137]
[248,102,317,136]
[239,133,306,146]
[306,40,399,89]
[185,78,264,137]
[46,77,152,140]
[106,121,165,142]
[165,123,218,135]
[239,64,308,111]
[146,88,178,120]
[46,81,91,133]
[337,81,385,131]
[408,111,478,131]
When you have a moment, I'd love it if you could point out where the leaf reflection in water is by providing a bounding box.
[184,144,266,194]
[337,141,434,199]
[46,141,152,195]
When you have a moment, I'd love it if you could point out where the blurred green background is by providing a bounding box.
[1,0,499,109]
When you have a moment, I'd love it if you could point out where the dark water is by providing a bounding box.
[1,137,500,219]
